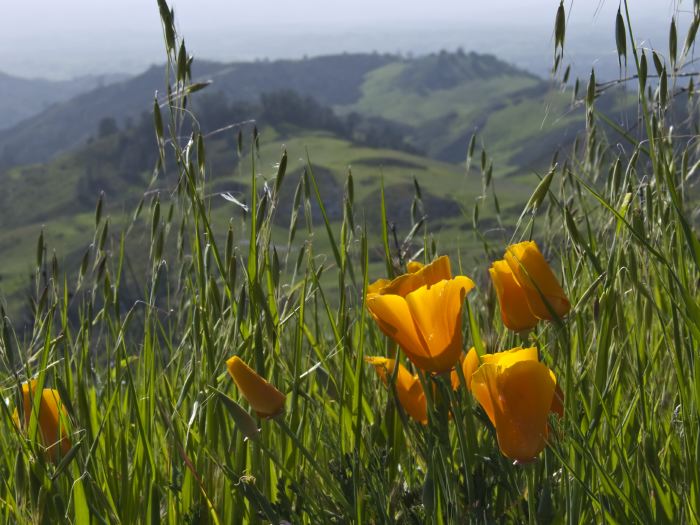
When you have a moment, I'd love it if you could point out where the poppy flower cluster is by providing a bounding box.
[365,241,569,463]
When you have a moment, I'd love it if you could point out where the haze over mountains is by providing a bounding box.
[0,71,127,130]
[1,0,670,81]
[0,50,599,172]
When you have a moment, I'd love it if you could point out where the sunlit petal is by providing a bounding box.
[489,259,538,331]
[404,276,474,372]
[472,347,559,462]
[480,346,538,367]
[367,278,391,296]
[451,347,480,390]
[379,255,452,297]
[366,294,429,363]
[406,260,424,273]
[492,360,555,461]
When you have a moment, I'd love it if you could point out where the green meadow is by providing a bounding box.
[1,1,700,523]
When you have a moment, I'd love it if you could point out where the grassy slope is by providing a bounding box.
[1,127,508,313]
[339,60,582,173]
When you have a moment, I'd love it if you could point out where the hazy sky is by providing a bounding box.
[0,1,683,79]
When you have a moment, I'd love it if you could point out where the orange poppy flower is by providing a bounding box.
[367,255,452,300]
[366,256,475,373]
[366,357,427,424]
[13,381,71,461]
[503,241,570,321]
[226,356,286,418]
[471,347,562,462]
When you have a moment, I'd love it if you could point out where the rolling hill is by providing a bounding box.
[0,50,584,172]
[0,50,616,314]
[0,54,394,169]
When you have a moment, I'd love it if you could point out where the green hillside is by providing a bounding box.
[0,54,393,169]
[338,52,586,170]
[0,126,472,312]
[0,50,603,315]
[0,51,583,171]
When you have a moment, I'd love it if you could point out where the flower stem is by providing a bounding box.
[527,465,537,525]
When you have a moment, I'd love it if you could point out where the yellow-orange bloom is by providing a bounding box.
[503,241,570,321]
[12,381,71,461]
[450,347,481,391]
[366,256,475,373]
[489,260,539,332]
[226,356,286,418]
[471,347,561,462]
[366,357,427,424]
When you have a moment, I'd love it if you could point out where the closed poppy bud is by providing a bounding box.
[504,241,570,320]
[471,347,560,462]
[367,357,427,424]
[450,347,481,391]
[226,356,286,418]
[367,274,475,373]
[489,260,538,332]
[12,381,71,461]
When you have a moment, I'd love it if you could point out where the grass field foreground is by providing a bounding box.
[1,1,700,523]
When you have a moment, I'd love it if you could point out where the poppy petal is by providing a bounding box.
[451,347,481,390]
[489,260,539,331]
[14,381,71,461]
[379,255,452,297]
[366,357,428,424]
[406,261,424,273]
[366,294,429,363]
[404,277,474,372]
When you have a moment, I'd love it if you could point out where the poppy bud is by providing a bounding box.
[13,381,71,461]
[226,356,286,418]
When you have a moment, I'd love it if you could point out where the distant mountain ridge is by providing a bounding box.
[0,70,128,130]
[0,51,538,170]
